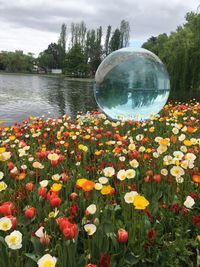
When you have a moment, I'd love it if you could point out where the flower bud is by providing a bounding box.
[25,207,36,219]
[26,182,34,191]
[117,229,128,243]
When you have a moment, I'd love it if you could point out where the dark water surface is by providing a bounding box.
[0,73,199,126]
[0,74,97,126]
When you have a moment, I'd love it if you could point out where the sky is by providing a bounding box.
[0,0,199,56]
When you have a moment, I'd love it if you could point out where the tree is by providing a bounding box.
[104,25,112,56]
[109,28,121,52]
[65,43,88,77]
[70,21,87,48]
[58,23,67,52]
[119,19,130,48]
[0,51,34,72]
[142,11,200,91]
[38,43,64,70]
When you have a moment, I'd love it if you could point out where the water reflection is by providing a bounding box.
[0,74,97,125]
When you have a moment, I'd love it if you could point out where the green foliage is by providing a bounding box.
[0,50,34,73]
[65,43,88,77]
[37,43,65,70]
[142,11,200,91]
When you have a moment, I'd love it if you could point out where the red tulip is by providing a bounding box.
[57,217,71,231]
[181,207,188,217]
[100,253,112,267]
[7,162,14,170]
[117,229,128,243]
[147,228,156,241]
[26,182,34,191]
[144,176,151,183]
[49,197,61,208]
[25,207,36,219]
[62,223,77,240]
[146,170,153,176]
[38,187,47,198]
[153,174,161,183]
[192,215,200,226]
[0,202,14,215]
[51,160,58,167]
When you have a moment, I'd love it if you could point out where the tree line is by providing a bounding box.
[142,11,200,91]
[0,20,130,77]
[38,20,130,77]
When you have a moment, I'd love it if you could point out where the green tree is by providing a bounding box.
[58,23,67,52]
[142,11,200,91]
[104,25,112,56]
[109,28,121,52]
[38,43,64,70]
[119,19,130,48]
[65,43,88,77]
[70,21,87,48]
[0,51,34,72]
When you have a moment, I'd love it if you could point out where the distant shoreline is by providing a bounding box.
[0,71,94,82]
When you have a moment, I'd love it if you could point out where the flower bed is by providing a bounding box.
[0,102,199,267]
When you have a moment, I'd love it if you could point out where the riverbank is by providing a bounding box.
[0,71,94,82]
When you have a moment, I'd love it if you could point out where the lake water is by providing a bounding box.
[0,74,97,126]
[0,73,199,126]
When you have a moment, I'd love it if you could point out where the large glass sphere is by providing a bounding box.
[94,47,170,121]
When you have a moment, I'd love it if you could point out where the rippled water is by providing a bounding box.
[0,74,199,126]
[0,74,97,126]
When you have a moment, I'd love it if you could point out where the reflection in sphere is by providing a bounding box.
[94,48,170,121]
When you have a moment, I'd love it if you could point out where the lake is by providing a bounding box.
[0,73,199,126]
[0,74,97,126]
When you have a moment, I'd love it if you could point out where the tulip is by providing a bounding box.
[25,182,34,191]
[153,174,161,183]
[40,234,51,245]
[57,217,71,231]
[49,197,61,208]
[7,162,14,170]
[62,223,77,240]
[144,176,151,183]
[51,160,58,167]
[117,229,128,243]
[0,202,14,216]
[147,228,156,241]
[25,207,36,219]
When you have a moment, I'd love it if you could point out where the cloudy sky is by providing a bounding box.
[0,0,199,55]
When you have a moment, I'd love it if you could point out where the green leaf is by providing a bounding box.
[0,236,7,247]
[24,258,37,267]
[24,253,40,263]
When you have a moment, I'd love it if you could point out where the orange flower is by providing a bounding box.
[192,175,200,183]
[43,132,48,138]
[64,142,69,148]
[82,180,95,191]
[142,137,149,144]
[187,126,198,133]
[170,135,177,143]
[144,153,150,160]
[16,172,26,180]
[113,146,121,154]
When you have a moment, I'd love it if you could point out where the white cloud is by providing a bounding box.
[0,0,199,54]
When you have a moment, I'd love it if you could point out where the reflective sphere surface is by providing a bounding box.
[94,48,170,120]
